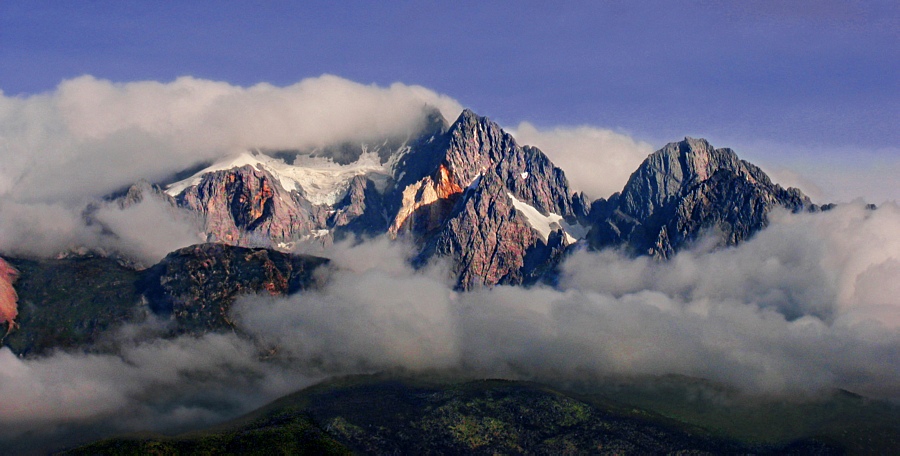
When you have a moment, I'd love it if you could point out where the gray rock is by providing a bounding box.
[587,137,816,257]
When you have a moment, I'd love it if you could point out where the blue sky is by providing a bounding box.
[1,1,897,200]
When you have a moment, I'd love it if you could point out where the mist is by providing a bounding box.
[0,75,897,449]
[233,204,900,400]
[0,204,897,450]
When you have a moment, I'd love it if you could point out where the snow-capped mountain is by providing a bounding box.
[116,109,816,289]
[165,149,390,206]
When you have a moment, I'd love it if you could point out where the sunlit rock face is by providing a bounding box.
[418,172,570,290]
[588,137,816,258]
[176,165,328,245]
[391,110,586,289]
[105,113,818,289]
[0,257,18,331]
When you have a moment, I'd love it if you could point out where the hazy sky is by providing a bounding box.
[0,1,897,201]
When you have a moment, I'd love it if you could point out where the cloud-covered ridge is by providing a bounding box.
[0,74,462,203]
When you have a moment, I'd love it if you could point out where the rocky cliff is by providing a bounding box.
[588,137,816,257]
[107,115,820,288]
[150,109,587,289]
[391,110,587,289]
[139,243,329,334]
[0,257,19,332]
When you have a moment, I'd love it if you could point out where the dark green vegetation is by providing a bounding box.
[62,410,350,455]
[578,376,900,455]
[2,244,329,356]
[3,255,144,356]
[138,243,329,334]
[63,375,873,455]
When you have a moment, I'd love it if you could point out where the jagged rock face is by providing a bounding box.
[391,110,585,289]
[176,166,328,245]
[419,173,569,289]
[105,109,582,289]
[390,164,465,237]
[104,112,822,289]
[156,114,449,248]
[442,110,581,217]
[329,175,389,239]
[139,243,328,334]
[589,137,815,257]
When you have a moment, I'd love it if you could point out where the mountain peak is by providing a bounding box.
[590,138,814,258]
[455,108,483,123]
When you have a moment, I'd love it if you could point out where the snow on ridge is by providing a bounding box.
[506,193,585,244]
[165,150,389,206]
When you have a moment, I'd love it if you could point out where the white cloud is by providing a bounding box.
[231,204,900,399]
[1,205,898,449]
[90,197,205,265]
[0,75,462,203]
[0,331,321,448]
[509,122,654,199]
[0,197,204,265]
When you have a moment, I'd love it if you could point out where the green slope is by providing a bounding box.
[62,375,871,455]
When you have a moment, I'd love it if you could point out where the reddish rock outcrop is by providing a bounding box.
[176,165,329,246]
[0,257,19,332]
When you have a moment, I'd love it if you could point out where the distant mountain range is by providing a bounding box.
[6,108,890,454]
[0,107,834,356]
[87,109,822,291]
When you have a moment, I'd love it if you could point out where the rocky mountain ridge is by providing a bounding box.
[1,244,329,356]
[104,109,817,288]
[588,137,817,258]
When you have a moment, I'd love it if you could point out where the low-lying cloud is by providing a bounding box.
[232,204,899,400]
[0,204,897,450]
[0,329,322,453]
[0,197,204,265]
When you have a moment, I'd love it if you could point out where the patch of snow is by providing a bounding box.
[166,150,389,206]
[507,193,582,244]
[467,173,483,192]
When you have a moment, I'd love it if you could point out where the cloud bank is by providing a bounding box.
[233,204,900,400]
[0,74,463,203]
[0,204,897,449]
[0,198,204,265]
[0,75,896,450]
